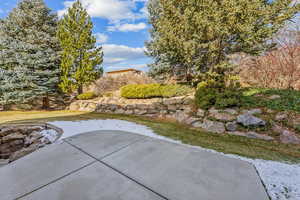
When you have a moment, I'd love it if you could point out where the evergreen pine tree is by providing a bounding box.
[57,1,103,95]
[0,0,61,108]
[146,0,300,77]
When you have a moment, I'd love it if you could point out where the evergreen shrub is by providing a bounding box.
[77,92,96,100]
[195,73,241,109]
[121,84,192,99]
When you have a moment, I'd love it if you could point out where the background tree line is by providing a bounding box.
[0,0,103,109]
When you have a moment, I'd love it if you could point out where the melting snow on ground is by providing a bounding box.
[48,119,300,200]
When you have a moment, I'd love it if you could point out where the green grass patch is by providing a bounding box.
[241,88,300,113]
[2,111,300,163]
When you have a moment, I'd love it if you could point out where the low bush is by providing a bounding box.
[121,84,192,99]
[195,80,241,109]
[77,92,96,100]
[89,73,156,95]
[195,71,241,109]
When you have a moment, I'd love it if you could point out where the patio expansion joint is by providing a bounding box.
[64,138,170,200]
[15,160,98,200]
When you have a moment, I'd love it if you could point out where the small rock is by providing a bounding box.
[9,145,39,162]
[209,112,236,122]
[228,131,248,137]
[69,102,80,111]
[115,109,125,114]
[196,109,205,117]
[228,131,274,141]
[192,121,203,128]
[173,111,190,123]
[182,106,193,114]
[197,119,226,134]
[226,121,238,131]
[124,110,134,115]
[25,132,43,145]
[183,96,193,105]
[185,117,201,125]
[275,112,288,121]
[292,117,300,128]
[0,159,9,167]
[208,107,218,115]
[243,109,262,115]
[280,130,300,145]
[237,114,266,127]
[266,109,275,114]
[2,133,25,142]
[0,127,19,137]
[224,108,238,115]
[269,95,281,100]
[167,105,178,111]
[246,132,274,141]
[134,109,148,115]
[272,125,300,144]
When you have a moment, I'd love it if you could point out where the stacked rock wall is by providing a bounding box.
[69,96,300,145]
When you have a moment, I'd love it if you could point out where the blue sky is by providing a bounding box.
[0,0,151,72]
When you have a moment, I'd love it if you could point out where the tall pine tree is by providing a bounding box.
[57,1,103,95]
[146,0,300,77]
[0,0,61,108]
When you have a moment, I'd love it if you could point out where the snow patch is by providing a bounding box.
[49,120,300,200]
[40,129,59,143]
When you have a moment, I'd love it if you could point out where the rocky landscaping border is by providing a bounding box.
[69,96,300,145]
[0,123,63,166]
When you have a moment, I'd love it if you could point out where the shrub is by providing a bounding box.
[121,84,192,99]
[77,92,96,100]
[239,27,300,90]
[195,73,241,109]
[88,73,156,96]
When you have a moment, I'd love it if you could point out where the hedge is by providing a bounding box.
[121,84,192,99]
[77,92,96,100]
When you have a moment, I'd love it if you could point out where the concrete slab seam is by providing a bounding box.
[64,139,170,200]
[15,160,97,200]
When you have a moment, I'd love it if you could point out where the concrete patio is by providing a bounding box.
[0,130,269,200]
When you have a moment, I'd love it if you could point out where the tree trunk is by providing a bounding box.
[42,96,50,110]
[77,85,83,95]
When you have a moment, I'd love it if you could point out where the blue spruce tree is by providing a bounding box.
[0,0,61,109]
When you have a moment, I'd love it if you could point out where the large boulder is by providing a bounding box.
[209,112,236,122]
[272,125,300,144]
[209,108,236,122]
[193,119,225,134]
[237,114,266,127]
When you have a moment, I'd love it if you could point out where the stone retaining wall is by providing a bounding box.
[69,96,194,117]
[0,123,63,165]
[69,96,300,145]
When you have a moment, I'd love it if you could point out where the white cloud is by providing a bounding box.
[95,33,108,44]
[102,44,146,65]
[108,22,147,32]
[58,0,147,22]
